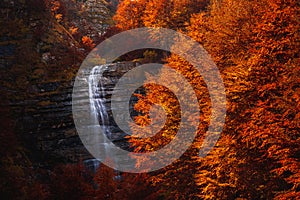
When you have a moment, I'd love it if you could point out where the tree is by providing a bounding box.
[241,0,300,198]
[113,0,149,30]
[48,164,94,200]
[191,0,300,198]
[93,162,160,199]
[142,0,208,30]
[124,0,299,198]
[127,53,211,198]
[114,0,208,31]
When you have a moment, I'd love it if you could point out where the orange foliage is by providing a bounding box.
[192,0,299,198]
[142,0,208,30]
[127,55,211,198]
[114,0,149,30]
[114,0,300,199]
[69,26,78,35]
[55,13,63,22]
[82,35,95,49]
[114,0,208,31]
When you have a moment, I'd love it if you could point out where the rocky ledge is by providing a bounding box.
[15,61,140,166]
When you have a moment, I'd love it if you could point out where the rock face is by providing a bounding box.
[17,61,140,165]
[17,79,89,163]
[0,0,130,166]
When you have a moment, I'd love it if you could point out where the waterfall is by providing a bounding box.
[77,62,139,173]
[88,65,111,162]
[88,65,110,138]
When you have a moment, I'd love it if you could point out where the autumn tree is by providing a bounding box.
[239,0,300,198]
[124,0,258,197]
[121,0,299,199]
[114,0,150,30]
[114,0,208,31]
[93,162,160,199]
[126,54,212,199]
[188,0,268,198]
[142,0,208,30]
[48,164,94,199]
[191,0,300,198]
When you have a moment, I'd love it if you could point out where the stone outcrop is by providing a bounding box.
[15,61,140,165]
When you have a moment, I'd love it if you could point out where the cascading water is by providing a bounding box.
[89,65,110,138]
[81,62,140,172]
[87,63,136,170]
[88,65,111,163]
